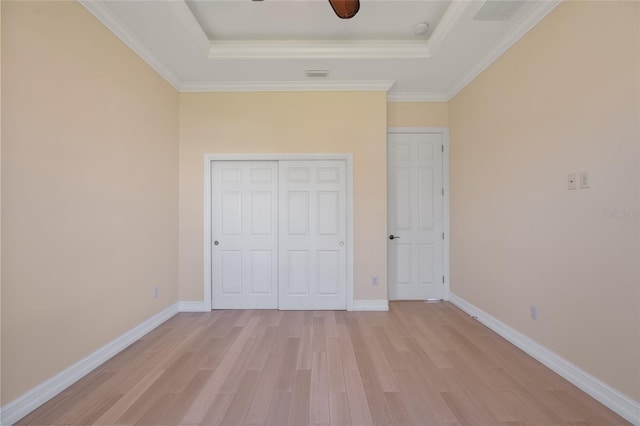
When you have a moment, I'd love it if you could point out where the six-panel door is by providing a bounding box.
[388,133,444,300]
[278,161,347,310]
[211,161,279,309]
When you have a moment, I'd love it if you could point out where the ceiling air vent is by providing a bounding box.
[474,1,525,21]
[305,69,329,78]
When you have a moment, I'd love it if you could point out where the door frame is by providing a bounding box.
[386,127,450,301]
[204,153,354,311]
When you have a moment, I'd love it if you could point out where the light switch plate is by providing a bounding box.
[580,171,590,189]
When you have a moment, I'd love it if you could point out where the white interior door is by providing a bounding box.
[279,160,347,310]
[388,132,444,300]
[211,161,278,309]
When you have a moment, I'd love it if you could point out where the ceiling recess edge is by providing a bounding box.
[171,0,473,60]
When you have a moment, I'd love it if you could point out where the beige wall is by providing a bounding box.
[387,102,448,128]
[449,1,639,401]
[179,92,388,302]
[3,0,638,412]
[1,1,179,404]
[0,1,3,406]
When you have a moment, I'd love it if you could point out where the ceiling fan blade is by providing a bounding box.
[328,0,360,19]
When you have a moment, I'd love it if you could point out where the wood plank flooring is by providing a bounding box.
[16,302,630,425]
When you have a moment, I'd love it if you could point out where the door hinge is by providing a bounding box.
[442,276,445,283]
[442,232,445,239]
[442,188,444,196]
[441,145,444,153]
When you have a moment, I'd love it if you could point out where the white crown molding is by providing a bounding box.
[180,80,395,93]
[448,293,640,425]
[424,0,473,57]
[179,301,206,312]
[207,40,433,60]
[387,92,449,102]
[78,0,181,90]
[80,0,561,98]
[0,303,179,426]
[446,0,562,100]
[352,300,389,312]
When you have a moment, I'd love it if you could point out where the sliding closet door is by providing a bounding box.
[278,160,347,310]
[211,161,278,309]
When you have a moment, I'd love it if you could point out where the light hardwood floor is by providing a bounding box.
[17,302,629,425]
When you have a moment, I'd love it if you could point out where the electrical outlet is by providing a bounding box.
[371,276,379,286]
[568,173,577,190]
[529,305,538,320]
[580,171,590,189]
[153,286,159,299]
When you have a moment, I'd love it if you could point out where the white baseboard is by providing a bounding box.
[0,303,179,426]
[448,293,640,425]
[178,301,207,312]
[181,299,387,312]
[352,299,389,311]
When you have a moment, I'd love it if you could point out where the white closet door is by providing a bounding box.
[388,132,444,300]
[211,161,278,309]
[279,160,347,310]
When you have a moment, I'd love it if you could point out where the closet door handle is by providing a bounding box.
[389,235,400,240]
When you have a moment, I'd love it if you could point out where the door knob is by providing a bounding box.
[214,241,219,246]
[389,235,400,240]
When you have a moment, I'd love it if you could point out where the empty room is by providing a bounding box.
[1,0,639,425]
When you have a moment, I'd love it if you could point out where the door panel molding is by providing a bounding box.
[204,153,354,311]
[387,127,450,301]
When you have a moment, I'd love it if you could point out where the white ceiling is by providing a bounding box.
[80,0,560,100]
[185,1,449,41]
